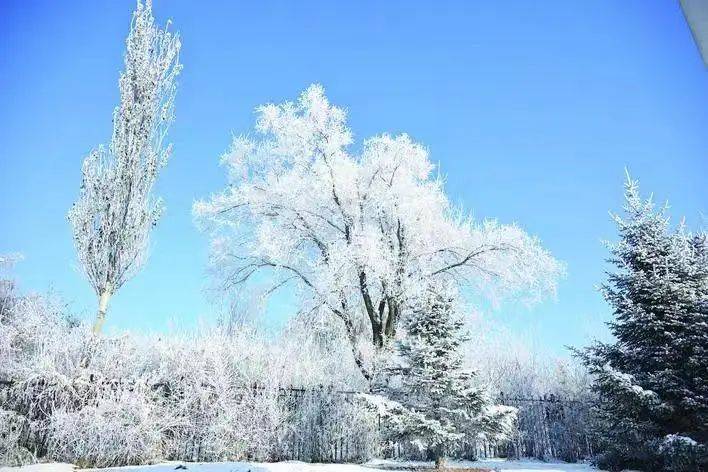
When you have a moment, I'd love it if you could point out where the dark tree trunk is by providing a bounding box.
[384,298,398,339]
[434,454,447,470]
[359,271,385,348]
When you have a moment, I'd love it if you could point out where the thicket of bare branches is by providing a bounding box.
[0,266,592,467]
[0,267,373,466]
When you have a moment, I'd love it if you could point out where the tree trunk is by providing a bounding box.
[434,454,447,470]
[372,324,384,348]
[359,271,385,348]
[92,288,112,335]
[384,299,398,339]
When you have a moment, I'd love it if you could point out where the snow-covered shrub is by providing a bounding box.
[655,434,707,472]
[159,370,285,462]
[1,273,80,387]
[275,316,368,390]
[148,323,371,463]
[0,292,169,467]
[460,308,596,462]
[463,314,592,400]
[0,285,375,466]
[150,328,286,462]
[0,258,19,384]
[0,409,33,466]
[0,288,89,452]
[283,389,379,462]
[46,385,165,468]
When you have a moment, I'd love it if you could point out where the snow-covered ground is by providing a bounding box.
[372,459,599,471]
[0,459,600,472]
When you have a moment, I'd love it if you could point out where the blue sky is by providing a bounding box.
[1,0,706,355]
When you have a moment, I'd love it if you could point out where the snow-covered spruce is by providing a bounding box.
[575,175,708,472]
[68,0,182,334]
[360,285,516,467]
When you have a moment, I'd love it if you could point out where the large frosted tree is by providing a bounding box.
[575,176,708,471]
[195,85,562,380]
[69,0,181,334]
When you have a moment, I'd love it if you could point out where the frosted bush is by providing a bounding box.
[46,386,165,467]
[655,434,706,472]
[0,409,33,466]
[0,322,17,380]
[148,328,284,461]
[160,372,285,462]
[0,287,375,466]
[283,389,379,462]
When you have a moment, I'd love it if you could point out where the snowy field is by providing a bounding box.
[0,459,600,472]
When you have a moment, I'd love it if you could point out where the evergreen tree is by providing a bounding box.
[576,176,708,471]
[362,286,515,468]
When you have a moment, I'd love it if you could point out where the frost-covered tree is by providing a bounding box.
[362,285,515,467]
[575,176,708,472]
[195,85,562,380]
[69,0,181,334]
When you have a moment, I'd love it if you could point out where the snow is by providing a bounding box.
[454,459,597,471]
[660,433,697,448]
[0,464,75,472]
[370,459,599,471]
[1,460,600,472]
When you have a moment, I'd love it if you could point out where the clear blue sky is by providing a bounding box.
[1,0,706,355]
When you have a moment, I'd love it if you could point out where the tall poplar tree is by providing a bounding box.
[69,0,181,334]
